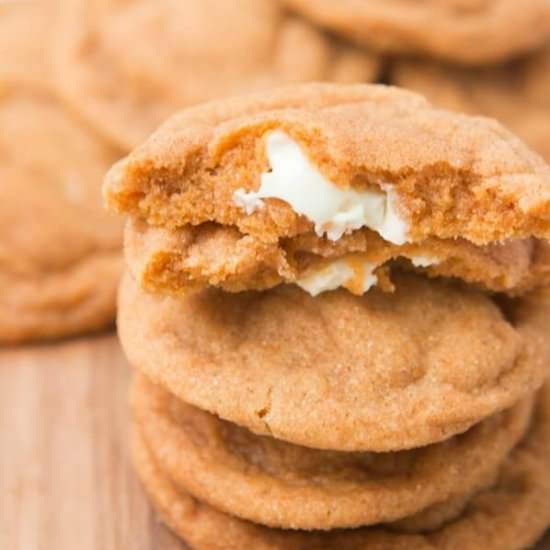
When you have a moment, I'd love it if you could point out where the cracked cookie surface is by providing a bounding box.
[119,270,550,451]
[123,216,550,297]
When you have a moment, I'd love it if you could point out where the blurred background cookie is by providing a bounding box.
[281,0,550,64]
[391,46,550,162]
[0,0,125,343]
[0,0,56,85]
[53,0,380,150]
[0,85,122,343]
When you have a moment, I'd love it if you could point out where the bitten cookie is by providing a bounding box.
[131,373,533,530]
[105,84,550,297]
[392,46,550,163]
[132,383,550,549]
[119,270,550,451]
[123,216,550,297]
[0,85,122,343]
[281,0,550,64]
[53,0,379,150]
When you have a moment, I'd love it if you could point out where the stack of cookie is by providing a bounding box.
[106,84,550,549]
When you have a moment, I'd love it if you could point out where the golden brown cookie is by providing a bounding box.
[388,481,497,534]
[131,373,533,530]
[124,215,550,297]
[392,46,550,163]
[0,85,122,343]
[281,0,550,65]
[53,0,379,150]
[118,270,550,451]
[105,83,550,297]
[131,383,550,549]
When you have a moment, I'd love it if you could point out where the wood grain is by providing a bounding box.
[0,333,548,550]
[0,333,185,550]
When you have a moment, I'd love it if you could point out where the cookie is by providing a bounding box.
[0,85,122,343]
[53,0,379,150]
[118,270,550,451]
[392,46,550,163]
[388,481,497,533]
[131,373,533,530]
[281,0,550,65]
[123,214,550,297]
[105,83,550,297]
[131,383,550,549]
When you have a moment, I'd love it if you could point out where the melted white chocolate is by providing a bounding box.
[233,131,409,244]
[296,258,378,297]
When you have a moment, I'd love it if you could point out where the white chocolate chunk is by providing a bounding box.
[233,131,409,245]
[409,255,440,268]
[296,258,378,297]
[233,188,264,215]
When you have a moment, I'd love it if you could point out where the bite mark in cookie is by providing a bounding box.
[105,84,550,296]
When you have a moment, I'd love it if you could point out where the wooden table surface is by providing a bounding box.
[0,333,186,550]
[0,333,548,550]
